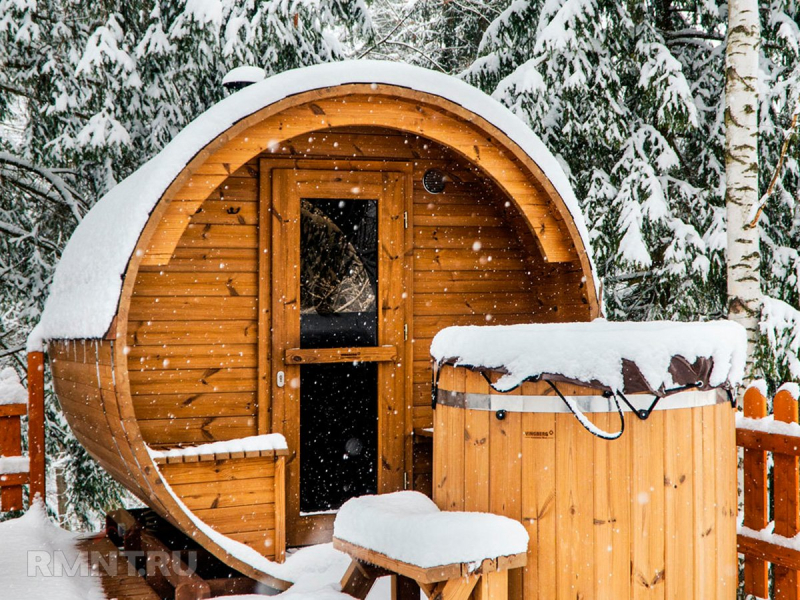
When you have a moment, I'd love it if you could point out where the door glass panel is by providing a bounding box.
[298,198,379,513]
[300,362,378,513]
[300,199,378,348]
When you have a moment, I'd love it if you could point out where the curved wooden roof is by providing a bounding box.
[31,60,598,349]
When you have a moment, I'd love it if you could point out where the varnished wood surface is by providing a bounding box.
[50,339,291,589]
[333,537,526,585]
[284,346,397,364]
[138,86,596,279]
[434,368,737,600]
[52,84,601,583]
[159,455,284,559]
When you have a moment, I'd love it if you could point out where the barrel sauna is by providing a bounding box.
[30,61,602,586]
[430,321,745,599]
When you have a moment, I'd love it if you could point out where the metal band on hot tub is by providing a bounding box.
[436,388,727,413]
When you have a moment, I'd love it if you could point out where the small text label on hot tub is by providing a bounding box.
[524,430,554,439]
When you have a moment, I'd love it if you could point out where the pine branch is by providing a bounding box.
[381,41,448,72]
[0,220,62,254]
[357,3,421,59]
[664,29,724,42]
[748,109,800,228]
[0,346,25,359]
[0,153,86,221]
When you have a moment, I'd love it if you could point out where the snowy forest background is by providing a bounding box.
[0,0,799,527]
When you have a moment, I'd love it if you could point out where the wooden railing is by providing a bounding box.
[0,352,45,511]
[738,385,800,599]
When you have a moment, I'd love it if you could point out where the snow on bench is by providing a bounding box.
[333,492,528,598]
[334,491,528,571]
[0,456,30,476]
[147,433,289,464]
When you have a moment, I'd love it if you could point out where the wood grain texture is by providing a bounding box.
[774,389,800,600]
[741,386,769,597]
[52,83,601,584]
[434,368,736,600]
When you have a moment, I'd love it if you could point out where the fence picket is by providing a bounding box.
[743,386,769,597]
[774,390,800,600]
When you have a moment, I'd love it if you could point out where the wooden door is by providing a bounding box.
[267,167,408,546]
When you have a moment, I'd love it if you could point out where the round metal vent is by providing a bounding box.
[423,169,446,194]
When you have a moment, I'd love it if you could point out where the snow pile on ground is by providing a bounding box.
[29,59,596,350]
[0,367,27,405]
[431,319,747,393]
[334,491,529,569]
[147,433,287,461]
[0,502,392,600]
[0,501,104,600]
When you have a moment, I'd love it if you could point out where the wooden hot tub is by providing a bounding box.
[430,321,744,599]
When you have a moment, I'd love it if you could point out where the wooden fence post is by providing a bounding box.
[774,388,800,600]
[742,385,769,598]
[27,351,45,503]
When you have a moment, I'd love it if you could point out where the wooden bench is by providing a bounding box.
[333,537,526,600]
[148,435,289,562]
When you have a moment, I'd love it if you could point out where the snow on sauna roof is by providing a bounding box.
[430,320,748,395]
[29,60,596,350]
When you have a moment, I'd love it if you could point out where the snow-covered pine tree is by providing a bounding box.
[365,0,504,73]
[462,0,800,389]
[0,0,371,527]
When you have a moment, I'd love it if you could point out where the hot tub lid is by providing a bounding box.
[430,319,747,397]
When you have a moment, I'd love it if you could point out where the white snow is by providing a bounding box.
[0,456,30,475]
[155,474,395,598]
[740,521,800,554]
[30,60,596,350]
[736,413,800,438]
[333,491,529,569]
[0,501,105,600]
[222,65,266,86]
[430,319,747,393]
[147,433,287,461]
[0,367,27,405]
[0,500,391,600]
[779,382,800,400]
[748,379,769,398]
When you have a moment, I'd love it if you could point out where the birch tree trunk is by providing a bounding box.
[726,0,761,379]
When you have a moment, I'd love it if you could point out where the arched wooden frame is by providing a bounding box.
[100,85,599,585]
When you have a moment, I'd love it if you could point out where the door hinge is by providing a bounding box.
[404,323,408,341]
[403,472,409,490]
[403,211,408,229]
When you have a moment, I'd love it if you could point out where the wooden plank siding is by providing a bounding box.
[433,366,737,600]
[158,456,284,560]
[131,164,260,447]
[126,128,591,499]
[46,88,601,586]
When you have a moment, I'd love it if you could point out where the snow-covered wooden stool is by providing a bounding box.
[332,491,528,600]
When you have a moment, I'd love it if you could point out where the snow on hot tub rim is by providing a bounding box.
[430,319,747,395]
[28,59,597,351]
